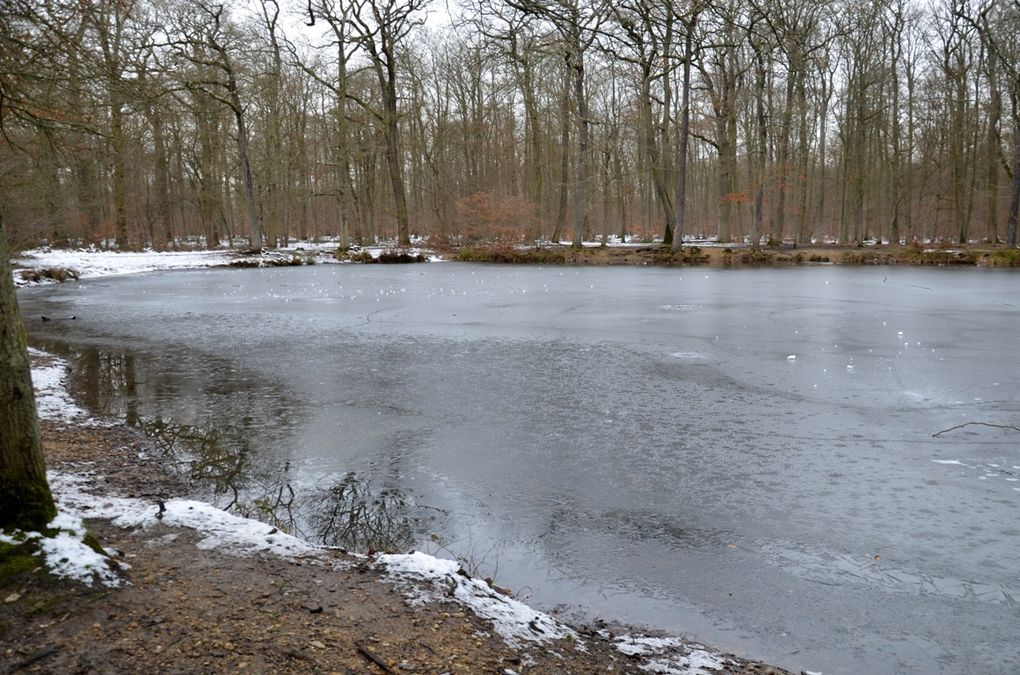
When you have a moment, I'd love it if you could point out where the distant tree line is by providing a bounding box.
[1,0,1017,250]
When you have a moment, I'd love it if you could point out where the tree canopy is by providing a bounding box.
[0,0,1017,248]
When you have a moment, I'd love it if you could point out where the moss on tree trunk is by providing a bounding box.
[0,221,57,532]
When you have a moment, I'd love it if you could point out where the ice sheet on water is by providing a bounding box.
[758,536,1020,605]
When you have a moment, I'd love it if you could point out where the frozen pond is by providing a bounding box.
[21,264,1020,673]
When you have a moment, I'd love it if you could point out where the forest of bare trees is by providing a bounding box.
[1,0,1017,250]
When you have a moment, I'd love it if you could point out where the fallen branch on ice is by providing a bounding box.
[932,421,1020,438]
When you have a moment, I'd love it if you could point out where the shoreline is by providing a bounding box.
[1,353,794,674]
[449,242,1020,268]
[10,241,1020,290]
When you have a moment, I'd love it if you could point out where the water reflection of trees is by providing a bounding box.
[140,417,441,553]
[30,341,445,554]
[308,472,417,552]
[141,417,254,510]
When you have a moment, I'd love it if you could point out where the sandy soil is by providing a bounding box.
[1,422,793,675]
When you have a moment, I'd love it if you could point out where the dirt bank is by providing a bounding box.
[451,242,1020,267]
[1,422,792,675]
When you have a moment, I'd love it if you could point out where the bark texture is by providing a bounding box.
[0,224,57,532]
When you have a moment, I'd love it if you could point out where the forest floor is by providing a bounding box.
[0,421,794,675]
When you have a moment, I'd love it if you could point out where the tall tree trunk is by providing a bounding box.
[951,60,968,244]
[149,108,173,250]
[815,68,831,239]
[370,34,411,247]
[110,90,129,249]
[639,66,675,244]
[262,0,284,249]
[890,38,903,246]
[986,51,1001,242]
[384,98,411,246]
[672,21,695,252]
[228,92,261,249]
[569,33,589,248]
[0,221,57,532]
[1008,107,1020,248]
[795,70,811,243]
[553,75,570,244]
[752,49,768,251]
[772,56,797,243]
[905,59,916,241]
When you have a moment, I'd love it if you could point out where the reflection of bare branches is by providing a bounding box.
[241,480,299,534]
[138,418,444,550]
[141,417,251,509]
[308,472,421,553]
[932,421,1020,437]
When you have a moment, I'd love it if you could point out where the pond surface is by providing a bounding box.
[21,264,1020,674]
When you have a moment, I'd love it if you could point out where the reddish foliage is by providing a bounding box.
[722,191,751,205]
[455,192,538,244]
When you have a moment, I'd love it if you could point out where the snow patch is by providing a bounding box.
[378,551,576,647]
[39,512,124,587]
[13,244,443,287]
[0,510,123,587]
[615,635,728,674]
[14,246,235,286]
[48,472,320,560]
[29,348,93,424]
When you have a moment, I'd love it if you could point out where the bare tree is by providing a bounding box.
[510,0,607,247]
[670,0,703,251]
[608,0,677,243]
[319,0,430,246]
[169,1,262,249]
[965,0,1020,247]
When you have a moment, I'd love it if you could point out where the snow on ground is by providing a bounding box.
[29,348,93,424]
[12,243,443,287]
[48,472,322,560]
[0,510,124,588]
[377,551,575,647]
[614,635,729,674]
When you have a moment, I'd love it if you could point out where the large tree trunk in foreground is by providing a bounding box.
[0,221,57,532]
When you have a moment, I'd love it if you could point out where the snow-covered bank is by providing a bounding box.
[13,247,235,286]
[12,243,441,287]
[43,468,739,672]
